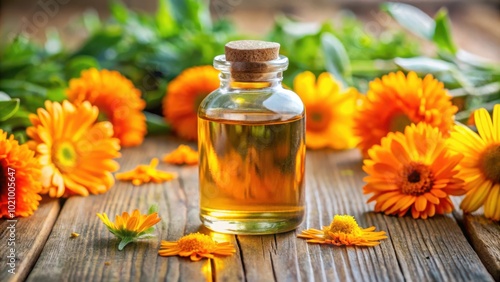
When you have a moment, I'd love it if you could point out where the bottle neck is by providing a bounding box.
[219,71,283,90]
[213,54,289,91]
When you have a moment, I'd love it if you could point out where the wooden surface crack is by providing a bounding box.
[269,252,278,282]
[235,235,248,282]
[381,217,406,281]
[210,258,216,282]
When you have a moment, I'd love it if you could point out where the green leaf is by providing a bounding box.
[72,27,122,57]
[0,79,47,97]
[0,80,48,112]
[47,88,67,102]
[156,0,177,37]
[148,204,159,214]
[17,61,66,88]
[0,98,20,122]
[0,37,42,76]
[456,50,500,71]
[137,233,156,239]
[291,34,323,72]
[65,56,100,78]
[321,33,352,85]
[433,8,457,54]
[394,57,455,73]
[170,0,211,31]
[0,108,32,131]
[382,2,435,40]
[82,9,101,34]
[0,92,10,101]
[110,1,129,23]
[145,111,170,135]
[394,57,473,89]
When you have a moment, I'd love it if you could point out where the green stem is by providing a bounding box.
[118,237,135,251]
[448,82,500,98]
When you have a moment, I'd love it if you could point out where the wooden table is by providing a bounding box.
[1,136,499,281]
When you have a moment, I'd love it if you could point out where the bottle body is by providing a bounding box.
[198,83,306,234]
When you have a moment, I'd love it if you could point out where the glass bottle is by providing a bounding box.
[198,40,306,234]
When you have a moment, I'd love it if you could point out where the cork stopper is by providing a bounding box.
[225,40,280,62]
[224,40,281,82]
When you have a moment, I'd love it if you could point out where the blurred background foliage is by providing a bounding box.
[0,0,499,141]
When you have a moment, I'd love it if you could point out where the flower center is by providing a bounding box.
[327,215,362,236]
[389,113,412,133]
[480,144,500,184]
[407,170,421,183]
[398,162,433,195]
[306,107,331,132]
[178,233,217,252]
[53,141,78,172]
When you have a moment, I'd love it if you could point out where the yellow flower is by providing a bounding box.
[448,105,500,221]
[363,123,465,219]
[298,215,387,246]
[163,66,220,141]
[354,71,457,155]
[116,158,176,186]
[293,71,359,149]
[158,232,236,261]
[67,68,147,147]
[163,145,198,165]
[0,130,42,218]
[97,205,161,250]
[26,101,121,198]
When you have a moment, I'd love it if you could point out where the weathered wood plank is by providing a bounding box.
[25,137,208,281]
[451,196,500,280]
[19,137,497,281]
[203,228,244,282]
[0,198,61,282]
[276,150,489,281]
[211,149,494,281]
[463,214,500,281]
[332,152,492,281]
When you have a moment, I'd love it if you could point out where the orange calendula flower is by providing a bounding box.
[26,101,121,198]
[158,232,236,261]
[163,145,198,165]
[163,66,219,141]
[116,158,176,185]
[67,68,147,147]
[0,130,42,218]
[97,205,161,250]
[363,122,466,219]
[449,105,500,221]
[354,71,457,155]
[293,71,360,149]
[298,215,387,246]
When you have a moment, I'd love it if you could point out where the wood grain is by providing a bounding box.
[26,137,208,282]
[1,136,498,281]
[462,214,500,281]
[0,198,61,282]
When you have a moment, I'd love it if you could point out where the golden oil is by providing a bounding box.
[198,111,305,234]
[198,40,306,234]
